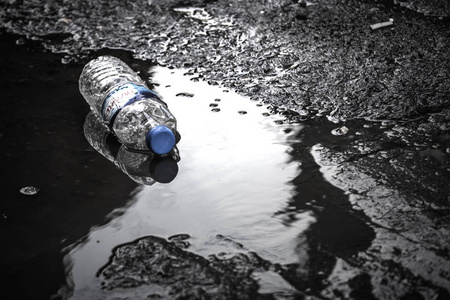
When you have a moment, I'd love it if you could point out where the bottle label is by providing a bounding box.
[101,83,165,125]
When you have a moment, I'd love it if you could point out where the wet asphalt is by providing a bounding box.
[0,0,449,299]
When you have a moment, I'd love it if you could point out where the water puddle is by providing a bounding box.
[60,67,316,298]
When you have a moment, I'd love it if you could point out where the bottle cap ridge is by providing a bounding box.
[146,126,176,155]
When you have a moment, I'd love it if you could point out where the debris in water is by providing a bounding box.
[370,18,394,30]
[168,233,190,241]
[20,186,40,196]
[331,126,349,136]
[176,92,195,98]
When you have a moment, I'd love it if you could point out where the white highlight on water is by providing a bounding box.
[62,66,315,299]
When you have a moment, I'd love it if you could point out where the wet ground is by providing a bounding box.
[0,0,449,299]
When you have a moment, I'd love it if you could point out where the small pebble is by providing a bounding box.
[20,186,40,196]
[331,126,349,136]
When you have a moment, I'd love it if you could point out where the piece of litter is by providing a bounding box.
[370,18,394,30]
[20,186,40,196]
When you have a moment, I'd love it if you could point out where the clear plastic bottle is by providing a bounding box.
[79,55,178,155]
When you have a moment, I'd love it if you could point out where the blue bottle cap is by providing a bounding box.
[146,126,176,155]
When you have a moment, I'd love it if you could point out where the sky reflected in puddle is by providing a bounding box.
[62,66,315,298]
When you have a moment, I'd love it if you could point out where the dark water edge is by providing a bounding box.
[0,31,139,300]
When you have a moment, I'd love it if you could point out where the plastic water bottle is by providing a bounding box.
[79,55,178,155]
[84,111,179,184]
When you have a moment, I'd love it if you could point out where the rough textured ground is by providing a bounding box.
[1,0,449,121]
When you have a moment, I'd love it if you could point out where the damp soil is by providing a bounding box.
[0,0,449,299]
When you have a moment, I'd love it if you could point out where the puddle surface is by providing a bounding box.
[62,67,315,298]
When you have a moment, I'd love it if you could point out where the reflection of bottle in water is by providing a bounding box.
[84,111,179,185]
[79,55,178,155]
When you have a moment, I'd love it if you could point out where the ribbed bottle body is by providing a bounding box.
[79,56,147,118]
